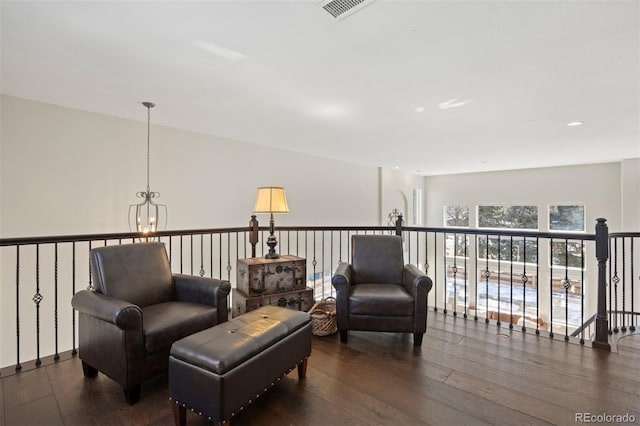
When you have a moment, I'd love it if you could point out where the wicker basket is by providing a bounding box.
[309,297,337,336]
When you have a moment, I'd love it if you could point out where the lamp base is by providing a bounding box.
[264,233,280,259]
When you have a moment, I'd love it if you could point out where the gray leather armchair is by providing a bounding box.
[331,235,433,346]
[71,242,231,404]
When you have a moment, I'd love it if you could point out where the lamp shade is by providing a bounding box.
[253,187,289,214]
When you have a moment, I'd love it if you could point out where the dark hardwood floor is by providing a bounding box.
[2,312,639,426]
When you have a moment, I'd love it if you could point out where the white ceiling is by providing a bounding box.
[1,0,639,176]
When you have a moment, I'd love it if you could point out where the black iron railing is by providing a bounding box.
[608,231,640,335]
[1,217,638,376]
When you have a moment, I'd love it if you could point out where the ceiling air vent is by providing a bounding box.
[321,0,377,21]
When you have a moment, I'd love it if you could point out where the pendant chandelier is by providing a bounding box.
[128,101,167,235]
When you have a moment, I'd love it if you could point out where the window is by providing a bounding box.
[478,205,538,230]
[549,205,585,232]
[444,205,469,227]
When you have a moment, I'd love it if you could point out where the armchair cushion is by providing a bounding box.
[142,302,218,354]
[90,242,174,308]
[349,284,414,316]
[352,235,404,284]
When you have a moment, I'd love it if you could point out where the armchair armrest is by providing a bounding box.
[173,274,231,324]
[403,264,432,334]
[331,262,352,292]
[71,290,142,330]
[403,264,433,296]
[331,262,353,329]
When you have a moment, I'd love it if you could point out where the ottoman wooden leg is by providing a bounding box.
[297,358,308,379]
[172,404,186,426]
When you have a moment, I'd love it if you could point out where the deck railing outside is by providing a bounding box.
[1,217,638,375]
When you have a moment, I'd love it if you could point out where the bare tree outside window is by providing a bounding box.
[444,205,469,227]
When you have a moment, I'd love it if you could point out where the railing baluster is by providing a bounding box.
[613,237,619,333]
[580,240,585,344]
[497,235,501,327]
[312,231,317,298]
[463,234,468,319]
[521,238,528,333]
[631,238,636,331]
[199,235,205,277]
[442,232,447,314]
[563,238,570,341]
[621,238,627,332]
[452,232,458,316]
[549,238,554,338]
[54,243,59,360]
[210,233,214,279]
[483,235,489,323]
[321,231,325,298]
[226,233,231,282]
[72,242,77,355]
[219,234,222,280]
[473,234,478,321]
[509,236,514,329]
[330,231,334,286]
[34,244,42,367]
[87,241,93,290]
[608,238,613,333]
[16,245,22,371]
[535,236,540,335]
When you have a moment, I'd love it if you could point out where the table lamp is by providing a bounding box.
[253,187,289,259]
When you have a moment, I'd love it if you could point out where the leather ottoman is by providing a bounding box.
[168,305,312,425]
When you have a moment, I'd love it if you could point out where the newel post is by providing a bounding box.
[249,215,259,258]
[395,214,403,236]
[592,218,611,351]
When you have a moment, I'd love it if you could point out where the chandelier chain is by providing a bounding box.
[146,104,151,192]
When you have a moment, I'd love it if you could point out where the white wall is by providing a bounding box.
[621,158,640,231]
[0,95,382,238]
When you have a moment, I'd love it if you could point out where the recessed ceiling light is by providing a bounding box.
[415,107,425,113]
[393,165,400,169]
[567,121,584,127]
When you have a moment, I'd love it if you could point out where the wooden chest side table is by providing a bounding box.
[233,256,313,317]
